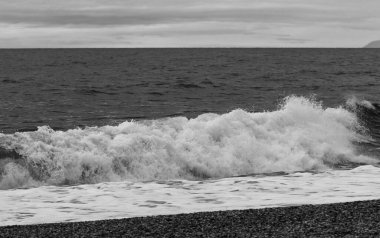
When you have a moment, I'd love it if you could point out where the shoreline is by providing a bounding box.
[1,199,379,237]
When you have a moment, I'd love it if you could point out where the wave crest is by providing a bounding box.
[0,96,377,189]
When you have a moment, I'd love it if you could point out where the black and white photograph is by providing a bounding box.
[0,0,379,237]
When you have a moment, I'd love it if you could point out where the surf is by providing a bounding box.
[0,96,378,189]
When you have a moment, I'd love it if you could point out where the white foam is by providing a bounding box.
[346,96,376,110]
[0,165,379,226]
[0,96,377,189]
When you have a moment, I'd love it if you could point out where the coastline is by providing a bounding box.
[1,199,379,237]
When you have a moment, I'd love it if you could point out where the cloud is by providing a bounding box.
[0,0,379,47]
[0,2,372,27]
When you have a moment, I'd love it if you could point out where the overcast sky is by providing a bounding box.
[0,0,379,48]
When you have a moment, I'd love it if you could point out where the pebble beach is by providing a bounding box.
[1,199,379,237]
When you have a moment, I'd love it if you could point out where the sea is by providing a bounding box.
[0,48,380,225]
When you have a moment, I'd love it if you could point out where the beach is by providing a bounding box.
[1,199,379,237]
[1,0,380,234]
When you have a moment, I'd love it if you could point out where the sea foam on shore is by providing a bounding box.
[0,164,379,226]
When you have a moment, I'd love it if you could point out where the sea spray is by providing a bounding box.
[0,96,377,189]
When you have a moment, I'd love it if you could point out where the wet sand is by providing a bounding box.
[0,199,379,237]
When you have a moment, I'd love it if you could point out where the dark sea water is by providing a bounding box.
[1,48,379,133]
[0,49,380,189]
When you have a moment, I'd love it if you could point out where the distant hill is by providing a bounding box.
[364,40,380,48]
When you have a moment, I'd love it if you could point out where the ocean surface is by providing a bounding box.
[0,48,380,225]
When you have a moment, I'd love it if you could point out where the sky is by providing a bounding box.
[0,0,379,48]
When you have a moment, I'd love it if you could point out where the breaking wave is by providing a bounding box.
[0,96,378,189]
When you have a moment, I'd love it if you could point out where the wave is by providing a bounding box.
[0,96,378,189]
